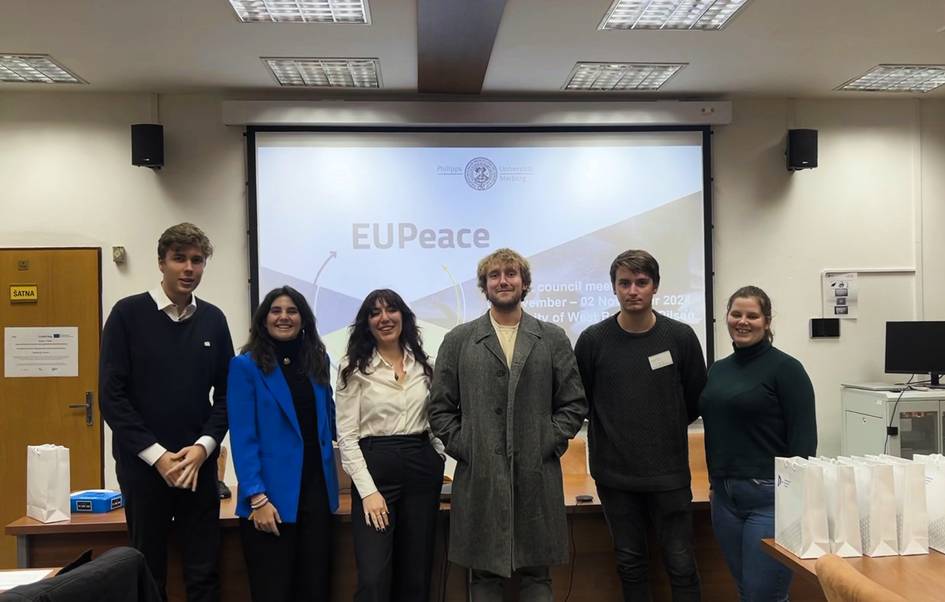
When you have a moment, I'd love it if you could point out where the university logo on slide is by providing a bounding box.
[464,157,497,190]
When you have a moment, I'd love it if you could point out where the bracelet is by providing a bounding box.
[250,495,269,510]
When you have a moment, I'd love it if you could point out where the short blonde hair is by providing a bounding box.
[476,248,532,300]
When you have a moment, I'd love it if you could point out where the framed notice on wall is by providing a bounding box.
[822,272,858,319]
[3,326,78,377]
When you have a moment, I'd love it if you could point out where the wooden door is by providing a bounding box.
[0,248,102,568]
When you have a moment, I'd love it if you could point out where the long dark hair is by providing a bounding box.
[242,286,329,382]
[339,289,433,389]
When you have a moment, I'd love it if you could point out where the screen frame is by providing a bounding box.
[885,321,945,375]
[245,124,715,363]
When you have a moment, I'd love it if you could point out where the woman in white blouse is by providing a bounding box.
[336,288,445,602]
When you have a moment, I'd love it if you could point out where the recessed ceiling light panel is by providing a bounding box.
[229,0,370,23]
[599,0,751,31]
[263,57,381,87]
[839,65,945,93]
[564,62,685,91]
[0,54,85,84]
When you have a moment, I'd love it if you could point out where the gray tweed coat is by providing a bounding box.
[428,311,588,577]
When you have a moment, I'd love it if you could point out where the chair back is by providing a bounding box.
[814,554,907,602]
[0,547,161,602]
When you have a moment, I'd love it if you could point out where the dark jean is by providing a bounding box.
[469,566,552,602]
[597,485,700,602]
[709,477,793,602]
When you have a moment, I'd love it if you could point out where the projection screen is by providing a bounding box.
[249,127,713,369]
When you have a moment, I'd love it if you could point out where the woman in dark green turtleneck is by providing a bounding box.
[699,286,817,602]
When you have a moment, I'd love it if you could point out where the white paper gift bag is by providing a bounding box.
[26,444,71,523]
[809,457,862,557]
[866,455,929,555]
[775,457,829,558]
[838,456,897,557]
[913,454,945,553]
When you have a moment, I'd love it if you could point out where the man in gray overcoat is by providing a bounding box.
[429,248,588,601]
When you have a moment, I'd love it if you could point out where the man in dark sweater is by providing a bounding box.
[100,223,234,602]
[574,249,706,602]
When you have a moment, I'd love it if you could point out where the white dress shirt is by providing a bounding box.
[137,286,216,466]
[335,348,444,498]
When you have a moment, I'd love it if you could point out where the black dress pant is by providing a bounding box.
[239,446,334,602]
[469,566,553,602]
[118,459,221,602]
[351,435,445,602]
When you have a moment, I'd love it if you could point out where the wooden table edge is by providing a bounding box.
[760,538,821,584]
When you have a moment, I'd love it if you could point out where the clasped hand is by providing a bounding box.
[155,445,207,491]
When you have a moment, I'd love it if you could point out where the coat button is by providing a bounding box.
[494,407,503,415]
[494,445,503,455]
[496,369,505,377]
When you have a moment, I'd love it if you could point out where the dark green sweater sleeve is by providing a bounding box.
[775,355,817,458]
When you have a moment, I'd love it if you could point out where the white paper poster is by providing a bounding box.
[822,272,858,319]
[4,327,78,377]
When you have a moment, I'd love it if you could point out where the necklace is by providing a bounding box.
[378,349,404,382]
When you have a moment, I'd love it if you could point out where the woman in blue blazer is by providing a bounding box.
[228,285,339,602]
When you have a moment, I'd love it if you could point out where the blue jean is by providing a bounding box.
[710,477,793,602]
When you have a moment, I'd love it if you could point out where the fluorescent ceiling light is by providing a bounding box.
[599,0,751,30]
[263,57,381,87]
[839,65,945,93]
[229,0,370,23]
[0,54,85,84]
[564,62,685,91]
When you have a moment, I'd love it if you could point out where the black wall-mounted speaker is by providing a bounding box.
[787,128,817,171]
[131,124,164,169]
[810,318,840,338]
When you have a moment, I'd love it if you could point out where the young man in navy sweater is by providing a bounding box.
[575,249,706,602]
[100,223,234,601]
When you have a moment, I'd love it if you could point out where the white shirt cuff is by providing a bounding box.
[196,436,217,456]
[139,443,168,467]
[350,468,378,499]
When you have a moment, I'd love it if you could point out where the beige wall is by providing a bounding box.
[0,93,248,488]
[713,98,943,455]
[2,92,944,484]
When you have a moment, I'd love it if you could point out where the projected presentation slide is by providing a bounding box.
[254,130,709,367]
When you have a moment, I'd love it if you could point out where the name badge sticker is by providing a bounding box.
[648,350,673,371]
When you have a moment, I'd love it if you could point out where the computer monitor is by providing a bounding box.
[885,321,945,387]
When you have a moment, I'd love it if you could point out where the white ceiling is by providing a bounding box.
[3,0,945,98]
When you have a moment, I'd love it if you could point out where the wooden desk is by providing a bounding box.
[6,482,615,602]
[7,435,816,601]
[762,539,945,602]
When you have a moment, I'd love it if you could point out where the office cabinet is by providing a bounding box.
[840,386,944,458]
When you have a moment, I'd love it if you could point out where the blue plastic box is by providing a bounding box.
[70,490,123,513]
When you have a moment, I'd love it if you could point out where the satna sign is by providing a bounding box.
[10,284,38,303]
